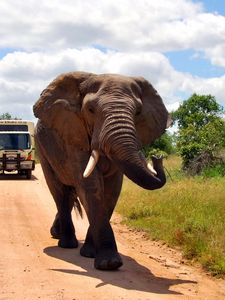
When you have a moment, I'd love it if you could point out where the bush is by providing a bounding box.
[143,132,175,159]
[201,163,225,178]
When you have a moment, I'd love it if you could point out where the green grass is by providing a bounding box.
[116,155,225,277]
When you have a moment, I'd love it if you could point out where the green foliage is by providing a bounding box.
[117,155,225,277]
[173,94,225,173]
[0,113,13,120]
[173,94,223,129]
[201,164,225,178]
[0,112,21,120]
[143,132,176,159]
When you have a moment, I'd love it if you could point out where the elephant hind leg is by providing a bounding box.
[39,154,78,248]
[50,212,60,239]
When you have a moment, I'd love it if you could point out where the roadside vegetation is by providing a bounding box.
[117,94,225,277]
[117,155,225,277]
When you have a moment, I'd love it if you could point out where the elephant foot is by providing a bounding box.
[58,236,78,248]
[94,250,123,270]
[50,224,60,239]
[80,242,96,258]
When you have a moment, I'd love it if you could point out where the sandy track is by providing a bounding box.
[0,165,224,300]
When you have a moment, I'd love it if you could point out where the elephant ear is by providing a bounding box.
[135,77,171,146]
[33,72,93,150]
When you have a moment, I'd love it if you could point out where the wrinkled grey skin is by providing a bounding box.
[33,72,170,270]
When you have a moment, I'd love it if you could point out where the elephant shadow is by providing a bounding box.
[43,244,197,295]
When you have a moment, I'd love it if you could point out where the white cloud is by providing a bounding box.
[205,44,225,67]
[0,0,223,54]
[180,74,225,103]
[0,0,225,120]
[0,0,224,69]
[0,48,225,121]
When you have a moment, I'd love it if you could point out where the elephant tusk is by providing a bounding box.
[147,162,157,176]
[83,150,100,178]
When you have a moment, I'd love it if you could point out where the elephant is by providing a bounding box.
[33,71,170,270]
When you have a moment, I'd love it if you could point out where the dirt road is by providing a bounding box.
[0,165,224,300]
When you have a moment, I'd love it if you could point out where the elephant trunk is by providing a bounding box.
[116,153,166,190]
[97,100,166,190]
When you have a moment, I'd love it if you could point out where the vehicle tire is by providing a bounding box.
[26,170,32,179]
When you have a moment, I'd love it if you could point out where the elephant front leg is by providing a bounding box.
[80,226,96,258]
[79,169,123,270]
[93,221,123,270]
[81,215,122,270]
[80,222,122,270]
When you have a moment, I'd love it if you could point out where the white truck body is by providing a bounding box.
[0,120,35,179]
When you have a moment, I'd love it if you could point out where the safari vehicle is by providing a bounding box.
[0,120,35,179]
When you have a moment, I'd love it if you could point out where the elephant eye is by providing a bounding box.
[83,94,97,114]
[135,109,141,116]
[86,101,96,114]
[88,106,95,114]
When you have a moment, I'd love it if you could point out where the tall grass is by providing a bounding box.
[116,155,225,277]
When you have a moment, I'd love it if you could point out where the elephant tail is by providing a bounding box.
[73,196,83,218]
[69,188,83,218]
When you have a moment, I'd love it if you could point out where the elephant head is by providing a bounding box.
[33,71,170,190]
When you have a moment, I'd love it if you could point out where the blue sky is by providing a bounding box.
[0,0,225,120]
[0,48,20,59]
[165,49,225,78]
[165,1,225,78]
[199,0,225,15]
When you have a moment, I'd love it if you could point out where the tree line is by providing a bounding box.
[0,113,21,120]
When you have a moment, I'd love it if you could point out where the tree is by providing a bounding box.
[173,94,223,129]
[173,94,225,174]
[0,113,21,120]
[0,113,13,120]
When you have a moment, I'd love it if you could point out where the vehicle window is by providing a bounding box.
[0,134,30,150]
[0,125,28,131]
